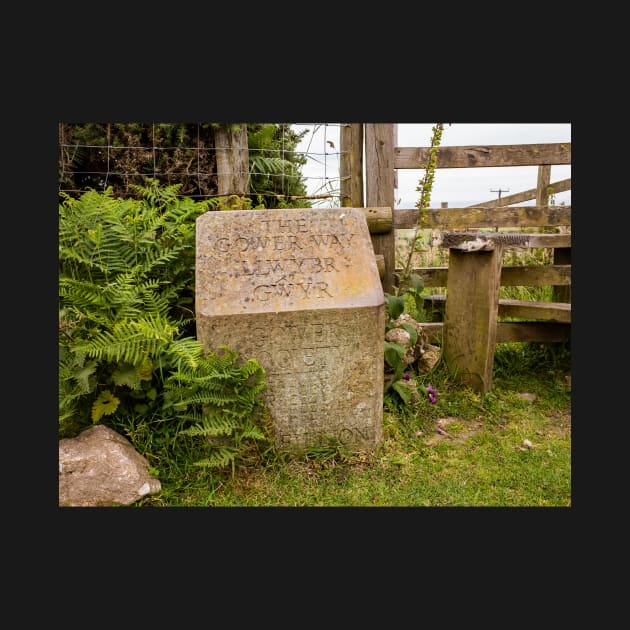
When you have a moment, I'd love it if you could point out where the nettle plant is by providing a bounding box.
[383,123,445,406]
[58,180,270,469]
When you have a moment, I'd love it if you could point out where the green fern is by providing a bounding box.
[192,448,241,470]
[59,182,270,472]
[71,314,178,365]
[162,346,269,467]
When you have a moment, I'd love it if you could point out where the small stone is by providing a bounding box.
[59,425,161,507]
[516,393,537,402]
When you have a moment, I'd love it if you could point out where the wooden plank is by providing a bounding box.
[467,178,571,208]
[340,124,364,207]
[403,267,449,288]
[407,264,571,288]
[394,205,572,230]
[421,322,444,345]
[495,322,570,343]
[423,294,571,322]
[394,143,571,169]
[354,206,392,234]
[499,299,571,322]
[443,247,503,393]
[365,124,396,293]
[500,264,571,286]
[420,322,570,344]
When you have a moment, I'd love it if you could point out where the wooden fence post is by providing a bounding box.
[340,124,364,207]
[536,164,551,206]
[536,165,572,304]
[443,246,504,393]
[365,123,395,294]
[214,124,249,196]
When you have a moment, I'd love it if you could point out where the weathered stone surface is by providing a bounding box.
[196,207,385,453]
[59,425,161,507]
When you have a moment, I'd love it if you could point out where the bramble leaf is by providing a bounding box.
[385,294,405,321]
[392,380,413,404]
[73,360,98,393]
[112,363,142,389]
[384,341,405,369]
[91,390,120,423]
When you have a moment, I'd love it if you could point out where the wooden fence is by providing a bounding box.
[340,123,571,392]
[199,122,571,392]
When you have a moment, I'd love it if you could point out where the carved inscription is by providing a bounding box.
[220,228,355,301]
[231,310,383,450]
[195,208,385,451]
[196,210,383,315]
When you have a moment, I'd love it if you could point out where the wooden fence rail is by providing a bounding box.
[345,124,571,392]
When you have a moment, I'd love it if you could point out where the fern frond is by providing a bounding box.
[71,315,177,364]
[249,156,299,177]
[162,390,240,409]
[178,416,241,437]
[59,278,113,320]
[237,425,267,441]
[165,337,205,371]
[191,448,238,469]
[162,195,213,222]
[129,178,183,207]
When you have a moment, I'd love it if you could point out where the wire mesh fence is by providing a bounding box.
[58,123,344,207]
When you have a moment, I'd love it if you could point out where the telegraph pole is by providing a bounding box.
[490,187,509,202]
[490,188,509,231]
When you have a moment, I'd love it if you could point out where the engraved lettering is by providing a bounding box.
[252,236,271,251]
[253,285,274,301]
[234,237,249,252]
[288,235,302,249]
[308,234,329,247]
[215,233,356,255]
[315,282,333,298]
[297,283,311,298]
[216,237,230,252]
[338,428,354,444]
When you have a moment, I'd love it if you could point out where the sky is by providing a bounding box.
[292,123,571,209]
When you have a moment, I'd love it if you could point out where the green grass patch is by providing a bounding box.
[133,342,571,508]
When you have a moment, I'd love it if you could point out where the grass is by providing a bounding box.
[104,229,571,508]
[126,341,571,508]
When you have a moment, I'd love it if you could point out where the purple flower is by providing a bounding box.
[403,374,411,381]
[429,394,437,404]
[427,387,438,396]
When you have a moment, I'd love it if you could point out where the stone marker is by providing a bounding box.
[195,207,384,452]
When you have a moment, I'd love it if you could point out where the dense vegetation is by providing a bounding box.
[59,182,271,470]
[58,123,310,207]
